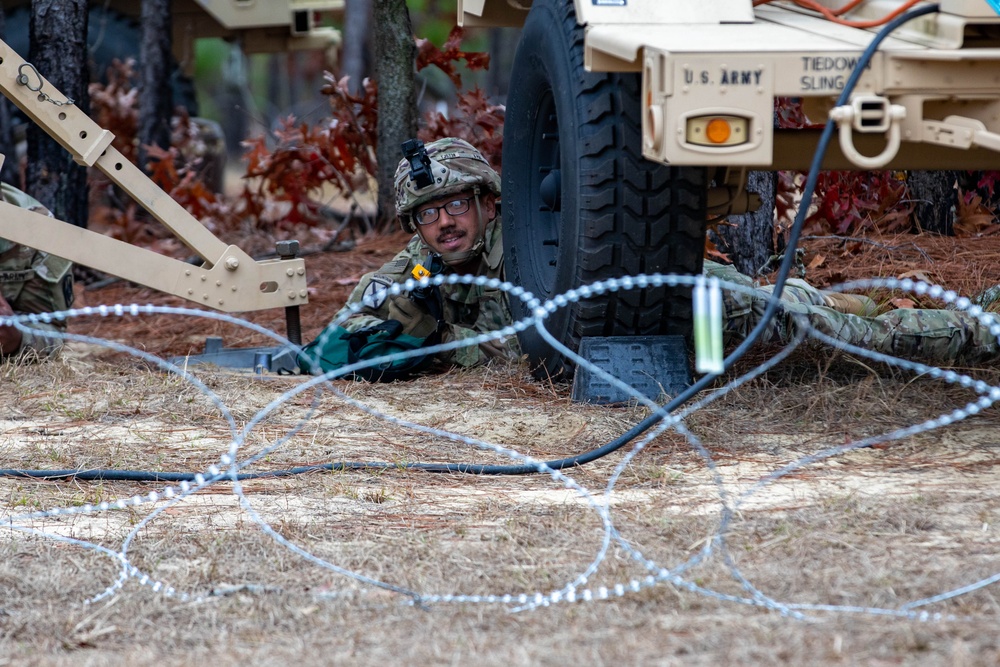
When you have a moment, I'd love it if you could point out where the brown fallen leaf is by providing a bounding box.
[807,254,825,270]
[705,235,730,263]
[955,191,998,237]
[840,241,865,257]
[897,269,933,283]
[877,208,914,235]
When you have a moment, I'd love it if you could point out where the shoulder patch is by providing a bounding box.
[382,257,411,274]
[61,274,75,309]
[38,254,72,283]
[361,275,394,310]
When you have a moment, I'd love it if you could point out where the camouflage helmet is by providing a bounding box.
[394,137,501,233]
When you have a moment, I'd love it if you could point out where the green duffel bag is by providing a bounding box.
[297,319,438,382]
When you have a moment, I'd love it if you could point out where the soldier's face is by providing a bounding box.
[415,192,495,256]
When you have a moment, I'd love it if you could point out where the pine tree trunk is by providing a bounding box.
[138,0,173,173]
[715,170,777,276]
[27,0,89,228]
[909,170,958,235]
[0,5,15,186]
[373,0,417,229]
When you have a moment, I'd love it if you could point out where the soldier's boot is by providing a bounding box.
[821,292,879,317]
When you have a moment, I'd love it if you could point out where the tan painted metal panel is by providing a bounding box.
[573,0,753,25]
[587,22,905,69]
[885,54,1000,93]
[651,51,887,98]
[460,0,488,17]
[643,52,775,166]
[940,0,1000,17]
[464,0,1000,171]
[458,0,531,27]
[755,4,971,50]
[194,0,291,29]
[461,0,754,27]
[772,128,1000,169]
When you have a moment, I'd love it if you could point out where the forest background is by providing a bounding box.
[2,0,996,278]
[3,6,1000,665]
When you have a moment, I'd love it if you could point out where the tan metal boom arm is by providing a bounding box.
[0,39,308,313]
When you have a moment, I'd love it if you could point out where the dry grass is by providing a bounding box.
[4,229,1000,664]
[2,343,1000,666]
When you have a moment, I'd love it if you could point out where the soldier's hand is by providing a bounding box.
[386,295,440,339]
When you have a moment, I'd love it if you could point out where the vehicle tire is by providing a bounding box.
[502,0,708,379]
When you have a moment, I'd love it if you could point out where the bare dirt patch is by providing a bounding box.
[3,231,1000,665]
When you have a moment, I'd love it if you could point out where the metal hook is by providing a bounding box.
[14,62,74,106]
[16,63,43,92]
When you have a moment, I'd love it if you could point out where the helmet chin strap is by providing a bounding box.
[418,187,488,268]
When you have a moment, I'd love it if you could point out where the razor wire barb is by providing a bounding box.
[0,270,998,622]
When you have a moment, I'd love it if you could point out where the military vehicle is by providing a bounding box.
[1,1,343,62]
[460,0,1000,377]
[1,1,344,140]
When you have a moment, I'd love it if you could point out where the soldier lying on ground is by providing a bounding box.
[305,136,1000,378]
[0,183,73,359]
[710,261,1000,365]
[302,137,521,376]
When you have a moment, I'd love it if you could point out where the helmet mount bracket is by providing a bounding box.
[401,139,435,190]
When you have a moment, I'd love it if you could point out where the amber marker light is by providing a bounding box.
[684,114,749,147]
[705,118,732,144]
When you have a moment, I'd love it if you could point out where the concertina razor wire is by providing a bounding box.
[1,270,999,621]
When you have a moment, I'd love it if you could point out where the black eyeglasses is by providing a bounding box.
[414,197,473,226]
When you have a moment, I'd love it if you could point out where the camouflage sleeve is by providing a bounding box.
[334,271,398,333]
[333,237,423,333]
[0,185,73,358]
[336,278,521,368]
[707,260,828,345]
[706,260,1000,364]
[327,234,524,368]
[788,302,1000,365]
[439,290,521,368]
[6,251,73,358]
[440,325,519,367]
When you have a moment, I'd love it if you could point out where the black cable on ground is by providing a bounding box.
[1,4,940,483]
[0,464,398,482]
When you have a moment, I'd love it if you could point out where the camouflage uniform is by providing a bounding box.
[336,218,520,367]
[325,137,520,369]
[0,183,73,358]
[708,260,1000,364]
